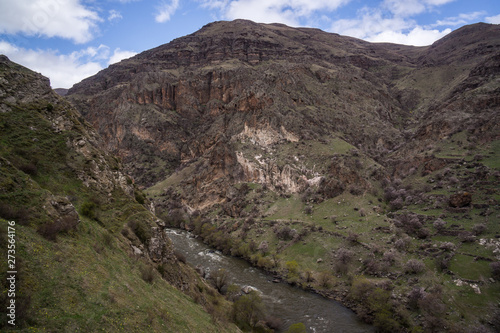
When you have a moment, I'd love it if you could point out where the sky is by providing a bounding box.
[0,0,498,88]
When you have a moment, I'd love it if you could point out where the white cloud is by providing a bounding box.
[0,41,137,88]
[198,0,351,26]
[432,11,485,27]
[383,0,456,17]
[0,41,103,88]
[486,14,500,24]
[108,48,137,65]
[0,0,101,44]
[155,0,180,23]
[368,26,452,45]
[330,7,453,46]
[108,9,123,22]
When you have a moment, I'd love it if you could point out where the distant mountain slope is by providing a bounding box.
[68,20,499,199]
[0,55,238,332]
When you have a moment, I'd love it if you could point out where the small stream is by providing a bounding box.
[166,229,374,333]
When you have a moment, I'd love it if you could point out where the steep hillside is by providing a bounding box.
[67,20,500,332]
[0,56,238,332]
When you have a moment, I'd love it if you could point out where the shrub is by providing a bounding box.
[405,259,425,274]
[19,163,38,176]
[407,287,426,309]
[286,322,307,333]
[275,225,296,240]
[302,270,314,283]
[317,271,334,288]
[0,202,30,225]
[491,261,500,280]
[347,231,359,244]
[257,241,269,254]
[128,219,152,244]
[232,291,264,330]
[209,268,229,293]
[433,218,446,231]
[140,265,155,283]
[286,260,299,277]
[102,231,114,247]
[134,190,146,204]
[472,223,487,236]
[80,200,97,220]
[37,215,79,241]
[394,236,411,252]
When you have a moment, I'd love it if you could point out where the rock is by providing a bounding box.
[449,192,472,208]
[317,258,323,263]
[241,285,258,294]
[132,245,143,256]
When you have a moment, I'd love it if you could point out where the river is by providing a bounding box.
[166,229,374,333]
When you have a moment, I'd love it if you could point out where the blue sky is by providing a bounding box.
[0,0,498,88]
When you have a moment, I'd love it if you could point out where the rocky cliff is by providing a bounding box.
[68,21,499,206]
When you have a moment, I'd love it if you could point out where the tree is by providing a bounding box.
[232,291,265,330]
[209,268,229,293]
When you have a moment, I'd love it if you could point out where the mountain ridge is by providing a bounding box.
[66,20,500,332]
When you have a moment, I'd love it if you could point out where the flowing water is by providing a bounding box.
[166,229,374,333]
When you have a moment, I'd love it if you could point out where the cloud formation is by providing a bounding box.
[155,0,180,23]
[0,0,101,44]
[108,10,123,22]
[200,0,351,26]
[109,48,137,65]
[328,1,488,46]
[486,14,500,24]
[0,41,136,88]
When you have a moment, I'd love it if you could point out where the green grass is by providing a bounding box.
[1,218,235,332]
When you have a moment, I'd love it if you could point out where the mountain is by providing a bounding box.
[67,20,500,332]
[0,55,238,332]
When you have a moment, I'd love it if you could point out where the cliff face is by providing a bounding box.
[68,20,499,213]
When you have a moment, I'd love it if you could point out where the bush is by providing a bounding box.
[37,215,79,241]
[232,291,265,330]
[209,268,229,293]
[317,271,334,288]
[134,190,146,204]
[286,260,299,277]
[128,219,152,244]
[472,223,487,236]
[405,259,425,274]
[275,225,296,241]
[80,200,97,220]
[491,262,500,280]
[433,218,446,231]
[19,163,38,176]
[286,322,307,333]
[407,287,426,309]
[140,265,155,283]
